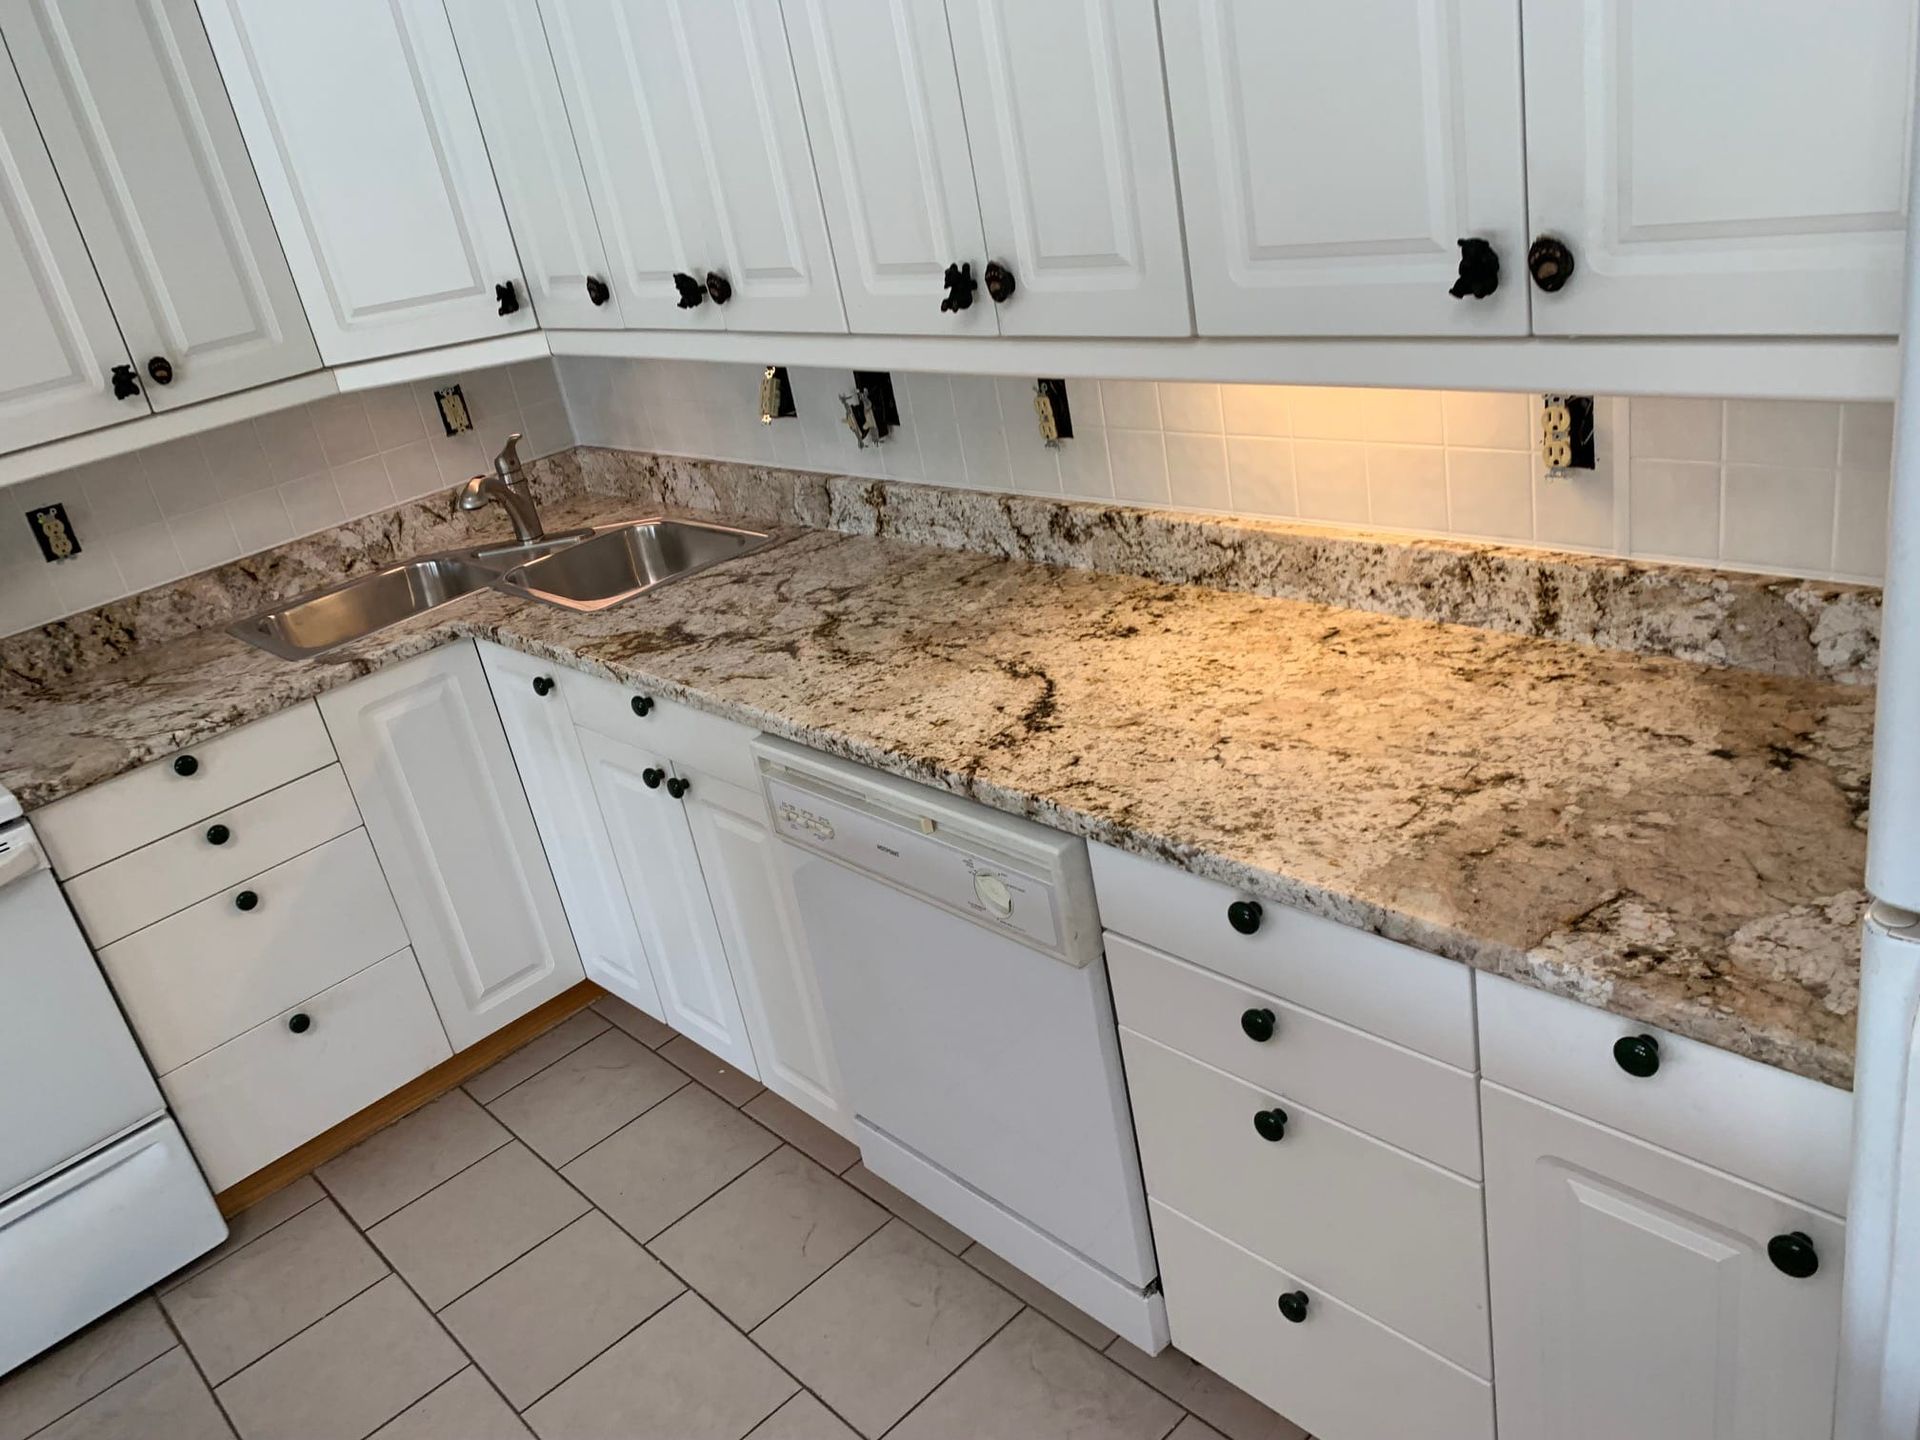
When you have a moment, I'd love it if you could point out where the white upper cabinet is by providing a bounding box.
[0,32,146,450]
[538,0,844,334]
[2,0,319,409]
[1522,0,1917,336]
[943,0,1189,336]
[444,0,623,331]
[1161,0,1529,338]
[782,0,994,336]
[195,0,535,364]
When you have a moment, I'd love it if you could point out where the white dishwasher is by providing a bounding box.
[754,739,1166,1350]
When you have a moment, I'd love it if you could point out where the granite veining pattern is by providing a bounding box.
[0,507,1870,1088]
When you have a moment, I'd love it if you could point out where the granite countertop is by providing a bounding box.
[0,511,1871,1088]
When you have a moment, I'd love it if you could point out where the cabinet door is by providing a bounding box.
[478,643,664,1020]
[1161,0,1528,337]
[680,768,848,1135]
[196,0,535,363]
[1483,1082,1844,1440]
[0,33,145,451]
[782,0,994,336]
[1,0,319,409]
[1522,0,1916,336]
[444,0,623,330]
[317,643,584,1052]
[576,724,759,1075]
[943,0,1188,336]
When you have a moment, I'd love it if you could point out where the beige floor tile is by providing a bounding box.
[526,1293,795,1440]
[35,1351,231,1440]
[161,1199,386,1383]
[0,1297,175,1440]
[660,1034,764,1106]
[370,1142,589,1309]
[441,1212,682,1408]
[217,1276,463,1440]
[465,1010,609,1105]
[488,1029,687,1165]
[563,1084,778,1240]
[370,1369,530,1440]
[1168,1420,1230,1440]
[890,1310,1180,1440]
[754,1220,1020,1438]
[652,1147,886,1328]
[842,1164,971,1254]
[959,1244,1118,1350]
[592,994,675,1048]
[1106,1341,1309,1440]
[746,1393,858,1440]
[743,1093,860,1173]
[320,1091,511,1226]
[161,1177,326,1292]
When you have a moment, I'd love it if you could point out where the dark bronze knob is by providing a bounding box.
[1527,236,1575,293]
[234,889,259,912]
[287,1012,312,1035]
[495,280,520,316]
[1227,900,1263,935]
[983,261,1016,303]
[147,355,174,385]
[110,363,140,399]
[172,754,199,777]
[1768,1231,1819,1279]
[1240,1007,1276,1043]
[1254,1108,1289,1142]
[586,275,610,306]
[532,675,554,696]
[642,767,665,789]
[1613,1034,1660,1078]
[941,262,976,313]
[666,776,691,800]
[706,271,732,305]
[1449,238,1499,300]
[1277,1291,1309,1324]
[205,823,231,846]
[631,695,653,717]
[673,272,706,308]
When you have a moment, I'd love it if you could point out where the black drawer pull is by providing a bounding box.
[1768,1231,1819,1279]
[287,1012,312,1035]
[631,695,653,717]
[1613,1034,1660,1078]
[532,675,554,696]
[1227,900,1262,935]
[1240,1008,1276,1043]
[173,754,199,777]
[234,890,259,912]
[1277,1291,1309,1323]
[205,823,231,846]
[1254,1108,1288,1142]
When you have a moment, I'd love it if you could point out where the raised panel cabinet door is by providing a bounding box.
[782,0,994,336]
[1483,1082,1845,1440]
[943,0,1188,337]
[444,0,623,330]
[1,0,319,409]
[1159,0,1528,338]
[0,33,145,452]
[195,0,536,363]
[576,724,760,1075]
[1522,0,1917,335]
[477,643,664,1020]
[317,643,585,1052]
[679,768,848,1135]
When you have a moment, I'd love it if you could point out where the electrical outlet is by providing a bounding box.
[434,385,473,436]
[1540,393,1595,475]
[1033,379,1073,446]
[759,365,796,424]
[27,502,80,562]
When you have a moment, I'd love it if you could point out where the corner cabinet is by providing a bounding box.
[317,642,583,1052]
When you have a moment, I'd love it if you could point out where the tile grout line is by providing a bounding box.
[151,1291,245,1440]
[183,1251,391,1399]
[15,1343,188,1440]
[461,1008,618,1108]
[873,1302,1029,1440]
[157,1183,328,1295]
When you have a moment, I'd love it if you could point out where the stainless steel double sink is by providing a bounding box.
[229,517,777,662]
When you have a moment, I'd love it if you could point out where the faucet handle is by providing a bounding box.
[493,432,525,486]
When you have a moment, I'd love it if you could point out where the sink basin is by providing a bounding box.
[228,556,496,660]
[498,518,776,611]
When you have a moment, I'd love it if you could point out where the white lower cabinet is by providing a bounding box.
[317,642,584,1052]
[1483,1080,1845,1440]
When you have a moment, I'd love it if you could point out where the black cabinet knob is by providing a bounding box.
[1240,1007,1276,1043]
[287,1012,312,1035]
[586,275,611,306]
[205,823,231,846]
[172,754,199,777]
[532,675,554,696]
[941,262,976,313]
[495,280,521,316]
[110,363,140,399]
[1449,238,1500,300]
[705,271,732,305]
[1613,1033,1661,1078]
[666,776,691,800]
[1277,1291,1310,1324]
[1768,1231,1819,1279]
[983,261,1016,303]
[1527,236,1575,293]
[1253,1108,1289,1142]
[147,355,175,385]
[642,767,665,789]
[631,695,654,717]
[234,889,259,912]
[1227,900,1263,935]
[673,272,706,308]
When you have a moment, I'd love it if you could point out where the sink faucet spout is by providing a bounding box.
[455,432,545,544]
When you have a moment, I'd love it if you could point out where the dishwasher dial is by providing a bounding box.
[972,872,1013,917]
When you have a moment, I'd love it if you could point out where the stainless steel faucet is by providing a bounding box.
[455,433,545,544]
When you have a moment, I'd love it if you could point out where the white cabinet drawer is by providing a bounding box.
[1152,1199,1495,1440]
[99,829,409,1074]
[163,948,451,1191]
[1122,1027,1490,1375]
[1090,842,1475,1068]
[1476,972,1853,1215]
[65,766,362,947]
[1107,933,1481,1176]
[558,663,762,792]
[35,704,336,878]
